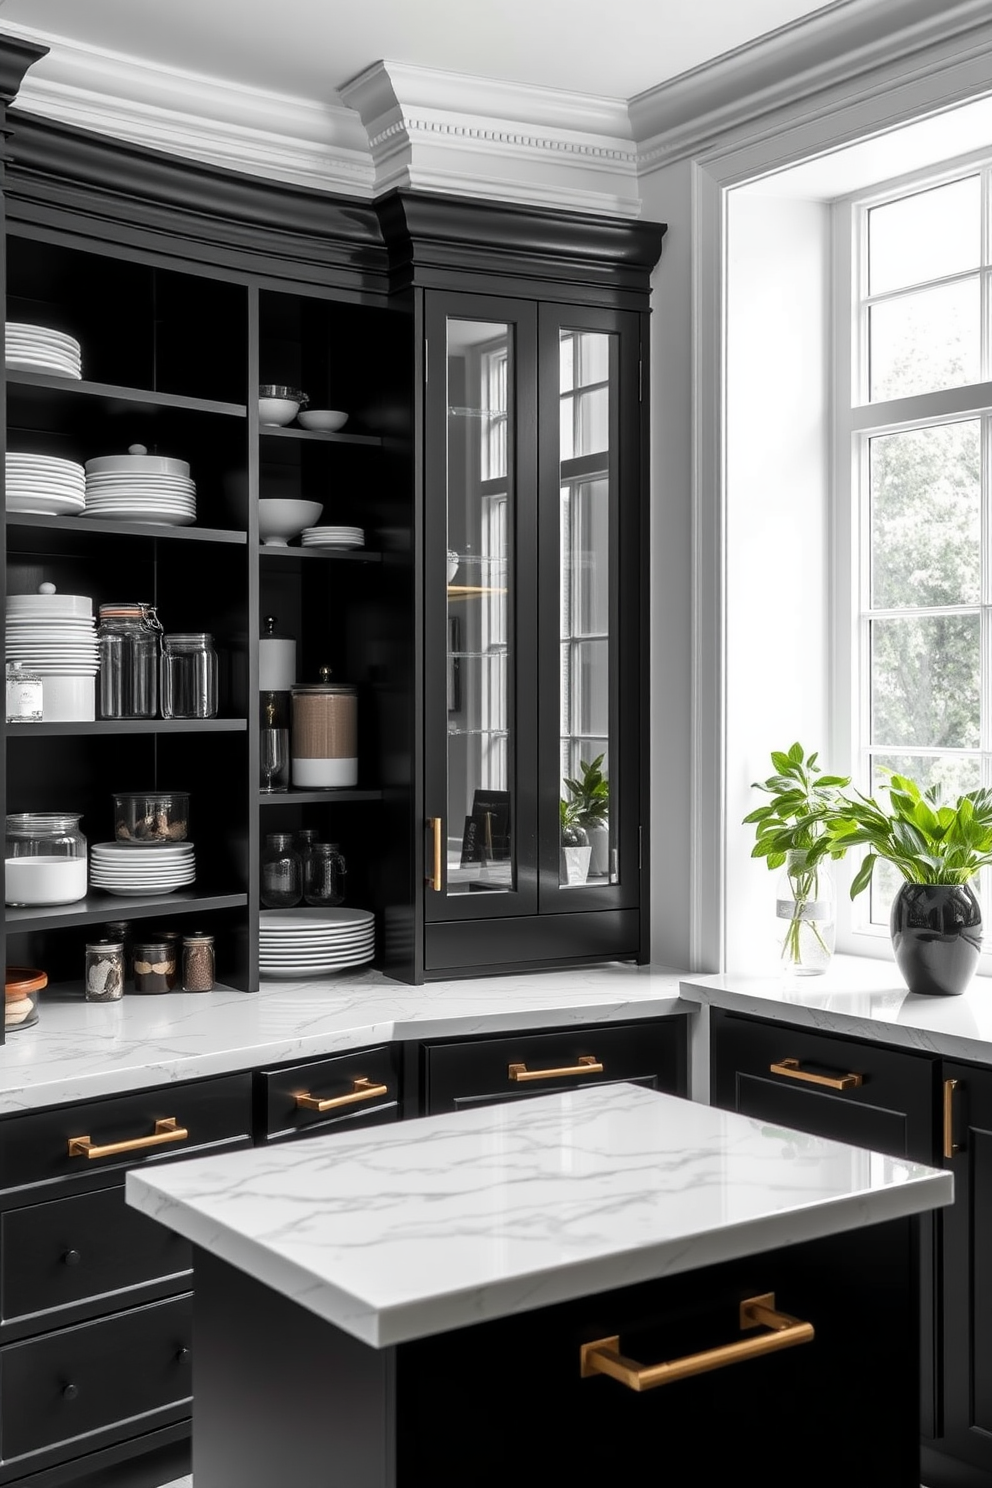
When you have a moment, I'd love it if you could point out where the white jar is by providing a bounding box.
[5,813,88,906]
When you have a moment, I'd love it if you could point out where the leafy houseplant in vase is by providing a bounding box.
[827,773,991,996]
[560,798,592,886]
[563,754,609,877]
[744,743,850,975]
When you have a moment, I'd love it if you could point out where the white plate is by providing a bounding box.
[90,875,196,887]
[83,510,197,526]
[94,885,193,897]
[85,494,196,506]
[6,473,85,487]
[259,908,374,931]
[28,666,101,676]
[6,500,86,517]
[5,349,80,366]
[7,323,81,344]
[5,361,80,378]
[260,938,376,951]
[6,455,84,470]
[259,958,375,975]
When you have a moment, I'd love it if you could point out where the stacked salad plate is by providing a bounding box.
[259,906,375,978]
[6,323,82,379]
[89,841,196,896]
[6,585,99,721]
[300,525,364,550]
[84,444,196,526]
[6,453,86,516]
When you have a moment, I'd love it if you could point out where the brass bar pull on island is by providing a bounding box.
[67,1117,189,1160]
[770,1057,863,1091]
[944,1078,959,1159]
[426,817,443,891]
[508,1054,603,1083]
[295,1078,389,1113]
[580,1292,814,1392]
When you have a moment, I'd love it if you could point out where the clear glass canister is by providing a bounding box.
[161,633,218,719]
[182,932,215,992]
[304,842,347,907]
[97,602,162,719]
[5,813,87,907]
[290,677,358,788]
[85,941,125,1001]
[260,832,302,908]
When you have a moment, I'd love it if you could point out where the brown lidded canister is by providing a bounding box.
[291,673,358,789]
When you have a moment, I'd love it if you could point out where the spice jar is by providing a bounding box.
[132,938,178,994]
[260,832,303,908]
[290,671,358,788]
[5,813,88,907]
[97,602,162,719]
[182,932,215,991]
[161,633,218,718]
[5,660,43,722]
[85,941,125,1002]
[304,842,347,907]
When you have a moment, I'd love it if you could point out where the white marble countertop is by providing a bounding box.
[126,1080,952,1348]
[681,955,992,1064]
[0,964,690,1114]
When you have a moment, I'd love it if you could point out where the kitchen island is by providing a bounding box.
[128,1080,951,1487]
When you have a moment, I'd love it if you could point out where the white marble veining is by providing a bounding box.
[681,955,992,1063]
[127,1081,951,1348]
[0,964,689,1113]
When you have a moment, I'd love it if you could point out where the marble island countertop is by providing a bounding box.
[126,1080,952,1348]
[0,963,690,1114]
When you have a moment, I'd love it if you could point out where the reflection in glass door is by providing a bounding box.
[444,319,514,896]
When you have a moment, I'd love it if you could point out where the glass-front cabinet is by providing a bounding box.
[423,292,645,976]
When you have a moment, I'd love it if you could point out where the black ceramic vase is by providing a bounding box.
[890,882,982,996]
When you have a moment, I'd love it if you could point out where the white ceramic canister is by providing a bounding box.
[259,616,296,693]
[290,679,358,788]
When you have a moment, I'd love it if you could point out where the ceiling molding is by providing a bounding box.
[632,0,992,170]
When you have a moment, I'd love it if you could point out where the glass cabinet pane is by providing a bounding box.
[445,319,514,896]
[559,330,615,887]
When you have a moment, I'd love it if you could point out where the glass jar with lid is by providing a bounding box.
[303,842,347,907]
[290,670,358,788]
[5,813,87,906]
[260,832,303,908]
[85,941,125,1002]
[97,602,162,719]
[161,633,218,718]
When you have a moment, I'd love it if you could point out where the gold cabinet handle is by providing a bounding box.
[295,1077,389,1113]
[508,1055,603,1083]
[426,817,443,891]
[580,1292,814,1392]
[943,1078,959,1159]
[67,1117,188,1160]
[769,1057,863,1091]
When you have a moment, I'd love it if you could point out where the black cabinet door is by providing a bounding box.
[940,1061,992,1479]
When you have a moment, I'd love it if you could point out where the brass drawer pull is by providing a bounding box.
[508,1055,603,1083]
[943,1078,959,1159]
[296,1077,389,1112]
[67,1117,188,1160]
[426,817,443,891]
[580,1292,814,1391]
[770,1057,863,1091]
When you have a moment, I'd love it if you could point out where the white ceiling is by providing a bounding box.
[0,0,844,105]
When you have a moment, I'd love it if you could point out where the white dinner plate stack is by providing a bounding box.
[88,841,196,896]
[84,446,197,526]
[300,525,364,550]
[6,453,86,516]
[6,587,99,721]
[259,907,375,978]
[6,323,82,379]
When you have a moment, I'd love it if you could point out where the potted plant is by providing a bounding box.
[562,754,610,876]
[826,771,992,995]
[560,797,592,885]
[743,743,850,974]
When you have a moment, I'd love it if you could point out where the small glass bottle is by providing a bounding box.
[132,938,178,993]
[260,832,303,908]
[5,660,43,723]
[304,842,347,907]
[161,633,219,719]
[182,932,215,992]
[85,941,125,1002]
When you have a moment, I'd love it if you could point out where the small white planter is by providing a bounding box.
[560,844,592,885]
[586,823,610,877]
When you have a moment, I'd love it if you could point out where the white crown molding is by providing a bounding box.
[633,0,992,172]
[4,19,373,196]
[342,60,640,217]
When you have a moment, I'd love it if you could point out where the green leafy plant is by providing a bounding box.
[826,773,992,898]
[562,754,609,831]
[559,796,588,847]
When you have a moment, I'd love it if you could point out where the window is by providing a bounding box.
[846,164,992,935]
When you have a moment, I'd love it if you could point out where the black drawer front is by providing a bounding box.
[1,1184,191,1324]
[258,1046,399,1143]
[0,1074,253,1193]
[0,1293,192,1461]
[710,1010,937,1162]
[423,1018,687,1115]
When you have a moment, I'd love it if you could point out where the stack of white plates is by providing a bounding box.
[259,906,375,978]
[6,453,86,516]
[89,841,196,896]
[6,323,82,379]
[300,526,364,550]
[6,587,99,721]
[84,447,197,526]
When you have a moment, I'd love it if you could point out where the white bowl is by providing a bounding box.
[258,499,323,546]
[298,409,348,433]
[259,397,300,427]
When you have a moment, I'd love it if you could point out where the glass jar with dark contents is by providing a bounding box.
[132,938,178,994]
[182,932,215,992]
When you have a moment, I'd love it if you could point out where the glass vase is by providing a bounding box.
[775,849,834,975]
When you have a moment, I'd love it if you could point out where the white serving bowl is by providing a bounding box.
[258,499,323,546]
[297,409,348,433]
[259,397,301,426]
